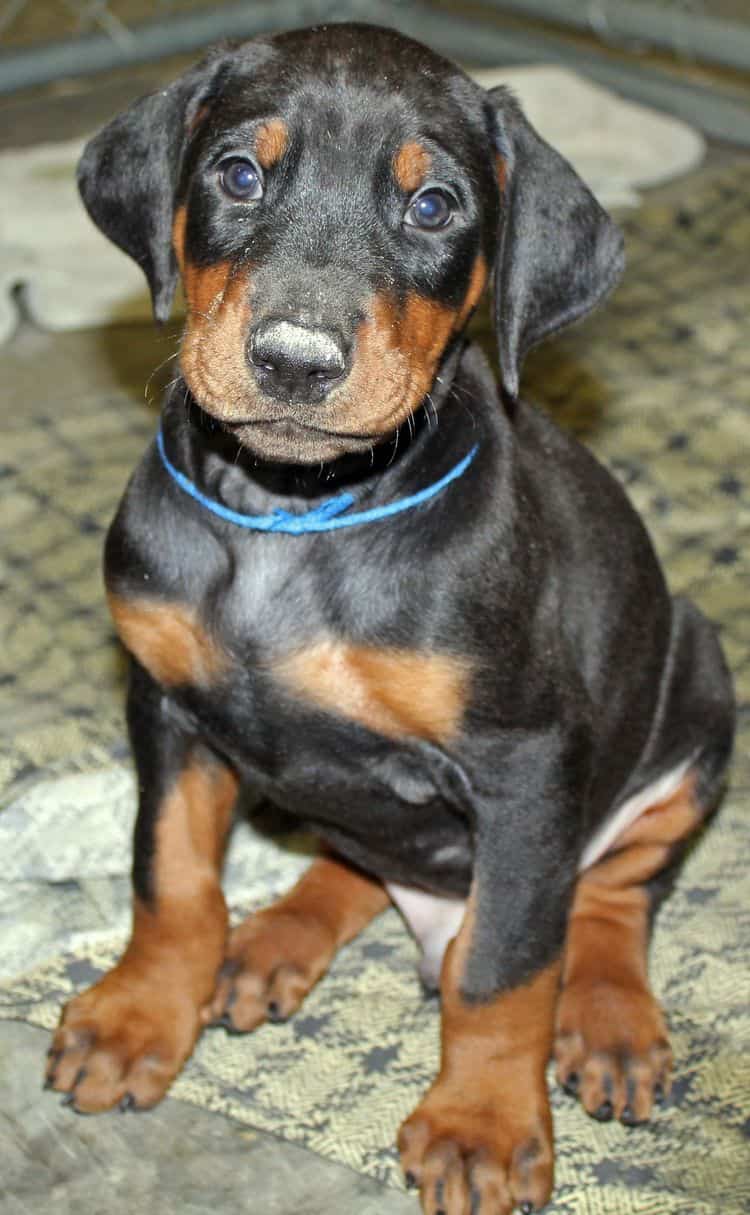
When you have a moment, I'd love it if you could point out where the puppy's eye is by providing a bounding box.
[219,158,263,201]
[405,189,454,231]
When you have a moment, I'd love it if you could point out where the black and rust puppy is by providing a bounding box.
[47,23,734,1214]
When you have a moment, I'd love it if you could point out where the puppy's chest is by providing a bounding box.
[111,551,473,790]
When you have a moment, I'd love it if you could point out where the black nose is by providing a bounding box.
[247,319,349,402]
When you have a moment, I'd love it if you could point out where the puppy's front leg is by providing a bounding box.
[399,743,580,1215]
[46,662,237,1112]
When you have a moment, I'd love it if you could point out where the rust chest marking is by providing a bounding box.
[108,594,228,687]
[274,639,472,744]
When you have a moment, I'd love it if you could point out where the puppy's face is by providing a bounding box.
[78,24,623,466]
[171,28,499,463]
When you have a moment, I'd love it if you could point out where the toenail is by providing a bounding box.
[520,1203,535,1214]
[215,1012,242,1035]
[60,1093,75,1107]
[404,1171,416,1189]
[267,1001,286,1023]
[620,1104,639,1126]
[654,1083,665,1105]
[119,1093,135,1112]
[593,1099,614,1121]
[563,1071,580,1096]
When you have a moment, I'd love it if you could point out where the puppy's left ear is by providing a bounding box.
[76,52,231,322]
[488,87,625,400]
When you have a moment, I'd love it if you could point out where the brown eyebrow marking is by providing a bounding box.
[255,118,289,169]
[393,141,432,193]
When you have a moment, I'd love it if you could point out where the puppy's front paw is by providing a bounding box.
[398,1074,553,1215]
[555,978,673,1125]
[46,967,203,1113]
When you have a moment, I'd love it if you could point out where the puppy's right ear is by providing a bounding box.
[76,53,230,322]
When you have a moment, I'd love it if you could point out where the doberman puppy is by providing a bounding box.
[46,23,734,1214]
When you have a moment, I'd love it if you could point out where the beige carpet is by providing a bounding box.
[1,161,748,1213]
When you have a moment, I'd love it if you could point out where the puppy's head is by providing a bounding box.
[79,23,623,464]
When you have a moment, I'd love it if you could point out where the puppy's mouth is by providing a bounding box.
[178,288,443,465]
[224,415,380,464]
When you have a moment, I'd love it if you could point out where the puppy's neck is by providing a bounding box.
[162,342,471,515]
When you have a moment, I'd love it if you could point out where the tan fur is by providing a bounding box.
[204,856,389,1031]
[255,118,289,168]
[457,254,489,327]
[275,639,472,743]
[171,200,490,459]
[108,594,228,687]
[399,887,558,1211]
[555,772,701,1121]
[47,759,238,1112]
[393,141,431,193]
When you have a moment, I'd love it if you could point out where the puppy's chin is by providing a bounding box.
[228,418,377,465]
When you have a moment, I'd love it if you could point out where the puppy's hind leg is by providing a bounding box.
[206,855,389,1032]
[556,766,699,1125]
[556,597,735,1126]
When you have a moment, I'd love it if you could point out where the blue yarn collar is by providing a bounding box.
[156,427,479,535]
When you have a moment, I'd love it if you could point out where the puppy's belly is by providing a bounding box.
[387,881,467,991]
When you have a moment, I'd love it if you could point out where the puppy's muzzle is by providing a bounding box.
[247,318,350,404]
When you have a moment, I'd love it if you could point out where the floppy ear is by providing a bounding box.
[76,54,231,322]
[488,87,625,400]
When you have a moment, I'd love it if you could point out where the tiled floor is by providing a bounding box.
[2,1020,415,1214]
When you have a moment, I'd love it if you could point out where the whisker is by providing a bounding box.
[424,392,439,431]
[144,349,180,402]
[386,426,399,467]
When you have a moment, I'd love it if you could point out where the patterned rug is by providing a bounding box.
[1,161,748,1213]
